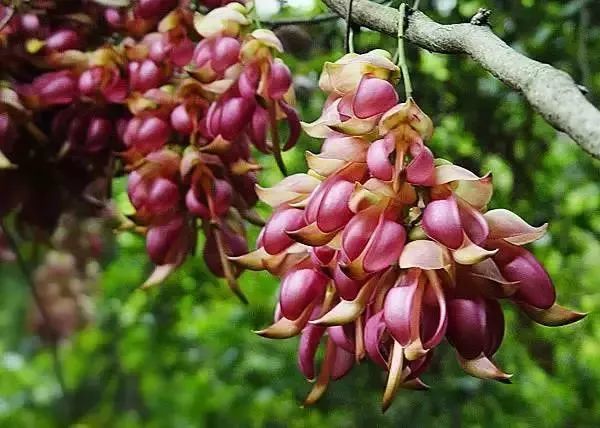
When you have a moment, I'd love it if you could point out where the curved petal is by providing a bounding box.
[383,271,422,346]
[399,240,452,270]
[364,311,388,368]
[518,302,587,327]
[298,324,326,380]
[484,209,548,245]
[458,355,512,383]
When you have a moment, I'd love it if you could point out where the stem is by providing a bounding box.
[345,0,355,53]
[396,3,413,100]
[413,0,421,10]
[0,220,69,418]
[267,103,288,177]
[262,13,338,27]
[212,224,248,304]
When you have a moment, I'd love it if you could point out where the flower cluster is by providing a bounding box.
[235,51,586,410]
[28,214,107,343]
[0,1,299,297]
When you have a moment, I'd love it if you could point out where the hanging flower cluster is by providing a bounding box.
[0,1,299,298]
[28,214,107,342]
[234,50,586,410]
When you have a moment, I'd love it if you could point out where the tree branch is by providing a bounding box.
[323,0,600,159]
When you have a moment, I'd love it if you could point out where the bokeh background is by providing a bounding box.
[1,0,599,426]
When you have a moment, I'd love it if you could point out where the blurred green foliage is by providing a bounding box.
[1,0,600,426]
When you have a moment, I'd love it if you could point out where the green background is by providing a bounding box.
[1,1,599,426]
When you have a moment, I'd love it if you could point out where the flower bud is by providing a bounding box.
[279,269,328,320]
[262,207,306,255]
[268,60,292,100]
[135,0,177,20]
[146,216,188,265]
[45,29,81,52]
[123,116,171,153]
[170,104,194,134]
[129,60,164,92]
[352,77,398,119]
[446,296,504,359]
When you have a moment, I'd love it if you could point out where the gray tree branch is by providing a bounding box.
[323,0,600,159]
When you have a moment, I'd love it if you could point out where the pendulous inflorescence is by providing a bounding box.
[233,50,587,410]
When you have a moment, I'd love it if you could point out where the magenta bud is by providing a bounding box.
[331,345,355,380]
[135,0,177,20]
[35,71,77,106]
[310,246,336,267]
[328,324,355,353]
[104,8,123,28]
[85,117,112,152]
[129,60,163,92]
[238,62,260,98]
[305,178,355,234]
[248,106,269,153]
[279,269,328,320]
[422,197,463,249]
[342,207,406,273]
[192,39,212,68]
[185,188,210,219]
[446,297,504,359]
[149,37,170,63]
[212,36,241,72]
[45,29,80,52]
[170,38,194,67]
[263,207,306,255]
[170,104,193,134]
[352,77,398,119]
[406,142,435,186]
[146,216,186,265]
[366,137,394,181]
[147,177,180,216]
[216,97,255,140]
[210,179,233,217]
[20,14,40,34]
[124,116,171,153]
[332,265,364,300]
[78,68,103,96]
[364,311,388,368]
[268,61,292,100]
[298,324,326,380]
[496,246,556,309]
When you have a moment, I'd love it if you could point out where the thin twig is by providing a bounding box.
[261,12,338,27]
[267,102,288,177]
[345,0,355,53]
[0,220,69,417]
[396,3,413,100]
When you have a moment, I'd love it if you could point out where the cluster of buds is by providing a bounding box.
[27,214,107,343]
[1,1,300,297]
[120,2,299,295]
[234,51,586,410]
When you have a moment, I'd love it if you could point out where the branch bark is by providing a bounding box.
[323,0,600,159]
